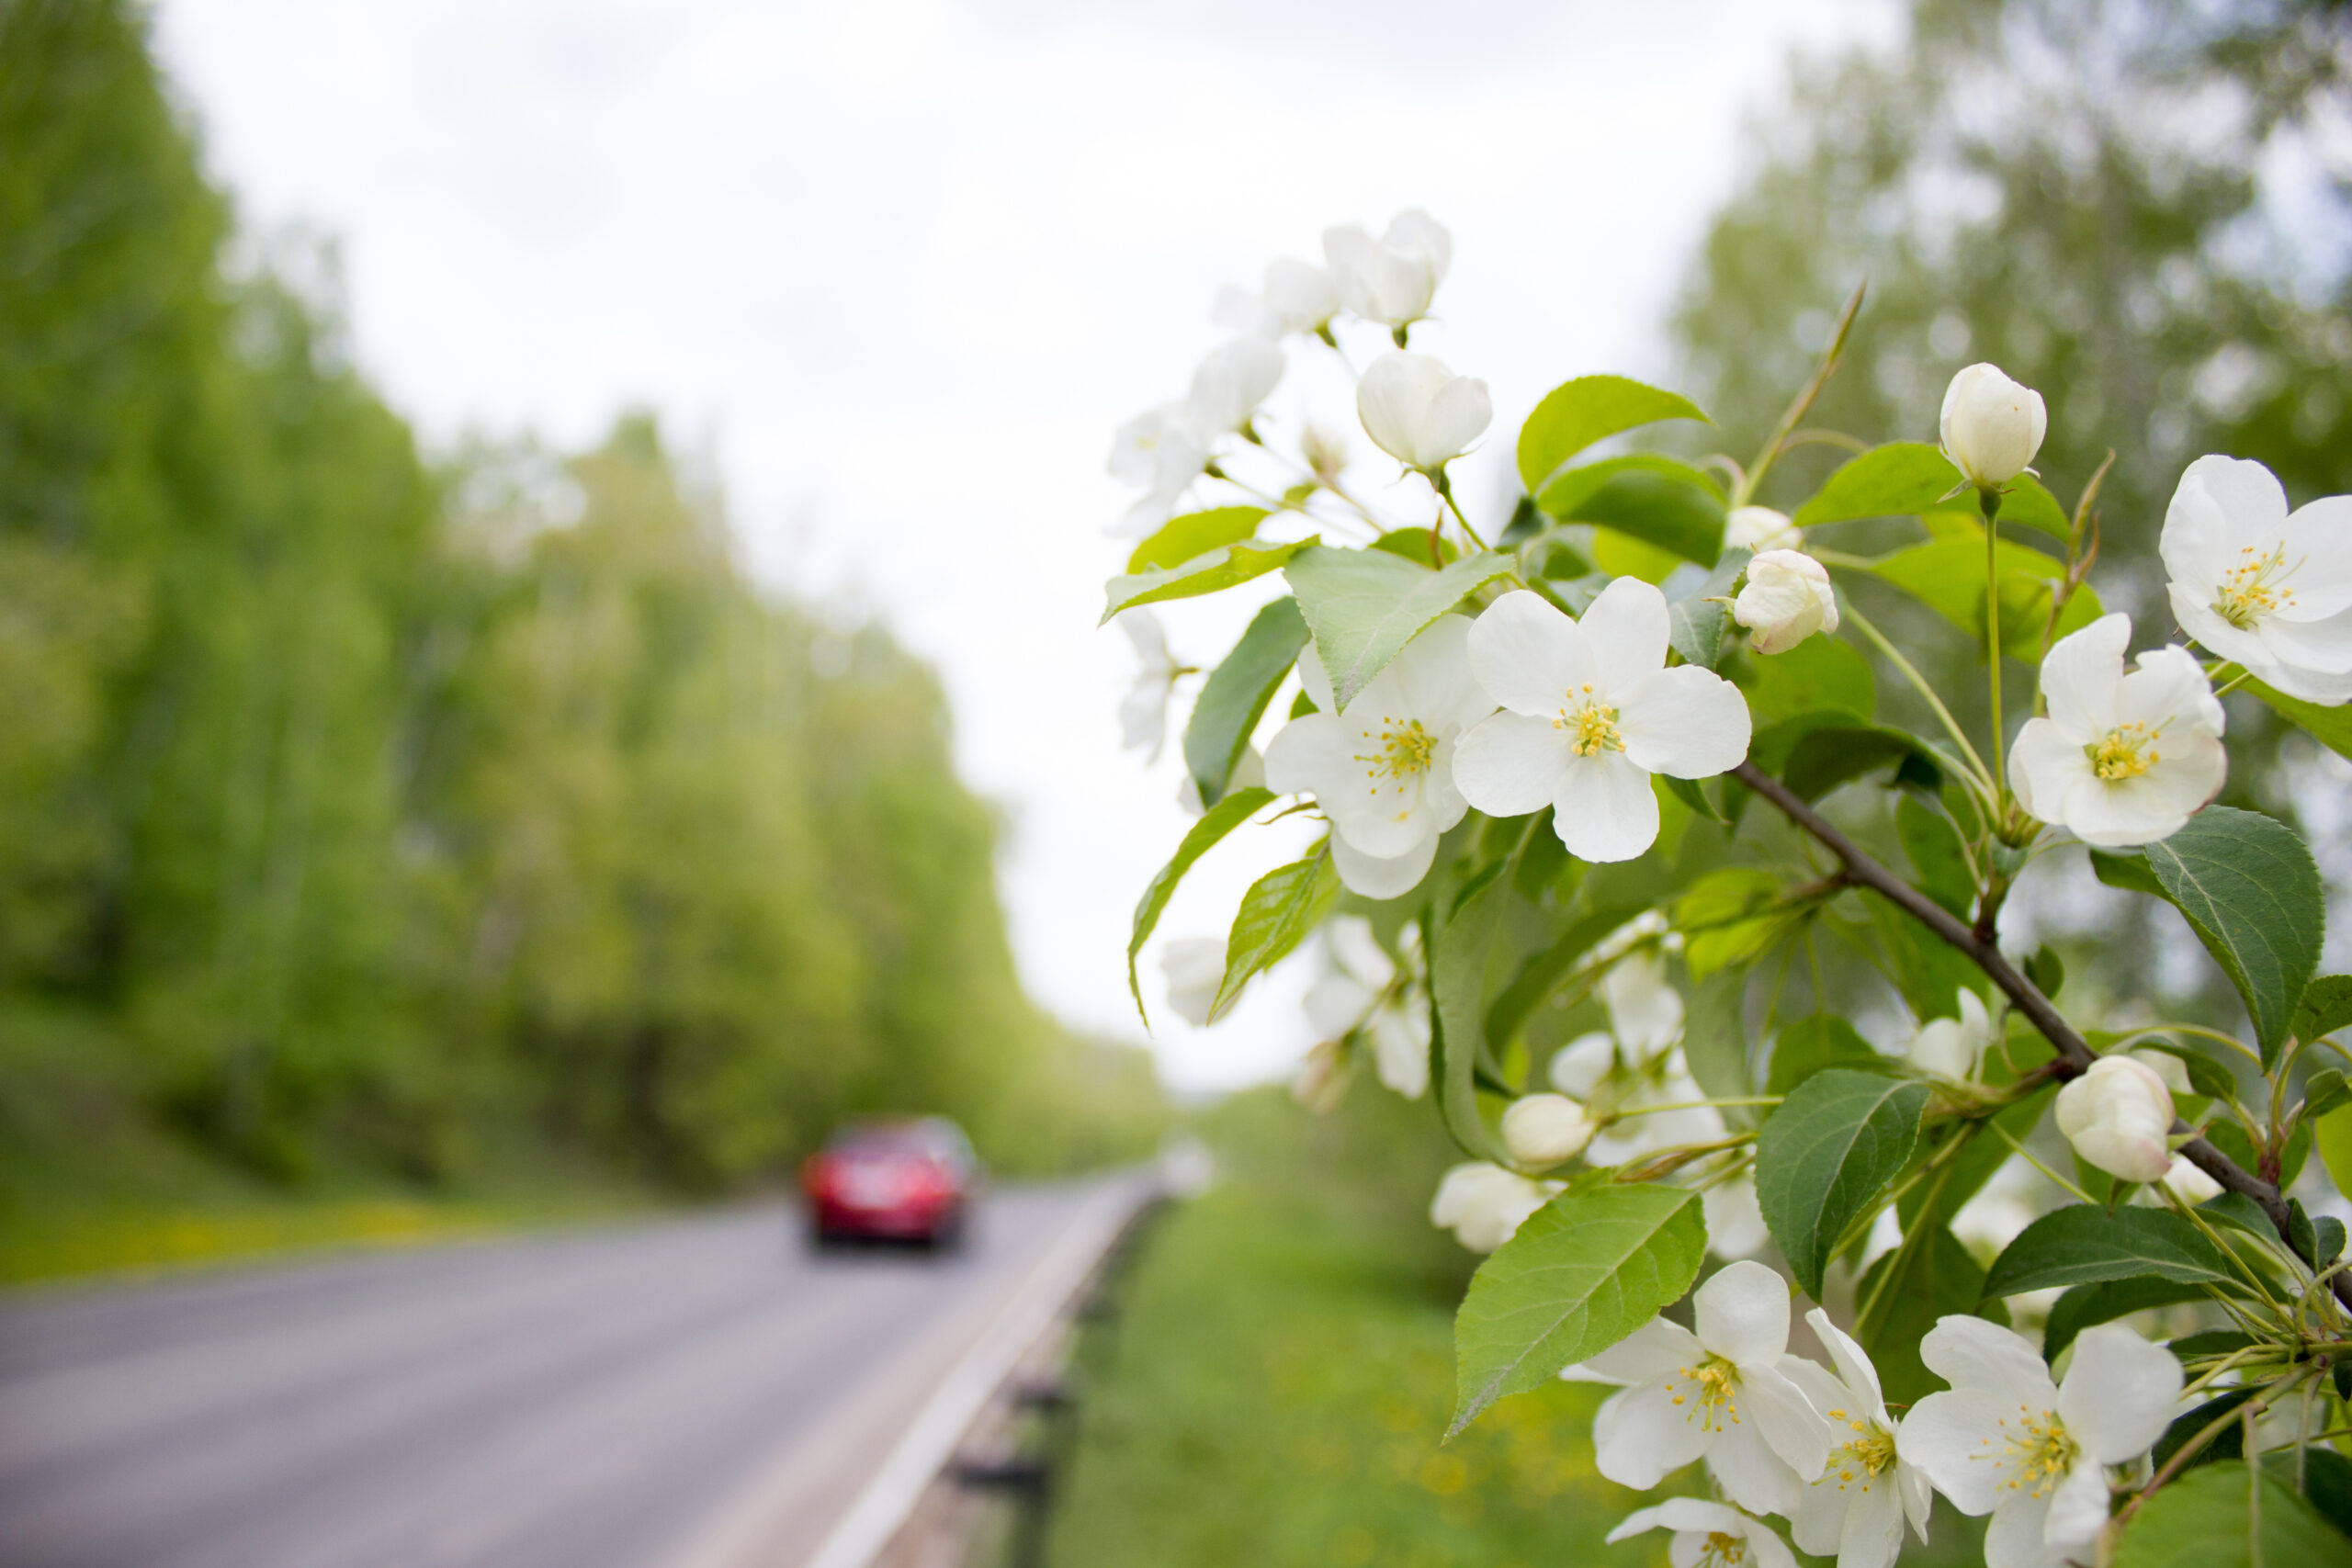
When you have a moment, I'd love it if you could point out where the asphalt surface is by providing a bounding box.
[0,1182,1112,1568]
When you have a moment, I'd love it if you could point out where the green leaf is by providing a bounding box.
[1897,795,1976,919]
[1449,1185,1706,1435]
[1102,536,1315,622]
[2090,807,2325,1065]
[1765,1015,1887,1099]
[1736,634,1875,724]
[1283,545,1516,711]
[1666,548,1747,671]
[1756,1069,1933,1299]
[1982,1205,2241,1298]
[1854,1225,2003,1405]
[1433,861,1515,1162]
[2111,1461,2352,1568]
[1591,527,1685,584]
[1126,787,1274,1021]
[1791,441,1964,526]
[2305,1068,2350,1120]
[1865,536,2101,661]
[2320,1106,2352,1201]
[1777,722,1942,803]
[2044,1277,2215,1364]
[1483,904,1650,1055]
[1675,868,1794,979]
[2297,976,2352,1043]
[1182,598,1307,808]
[1210,847,1339,1021]
[1680,970,1755,1123]
[1125,506,1272,573]
[2246,672,2352,763]
[1516,377,1709,494]
[2152,1389,2259,1472]
[1538,463,1725,566]
[1369,526,1457,568]
[1996,476,2071,538]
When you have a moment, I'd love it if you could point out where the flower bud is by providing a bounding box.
[2160,1155,2221,1204]
[1723,505,1801,553]
[2055,1055,2176,1184]
[1502,1092,1596,1167]
[1430,1162,1554,1253]
[1356,351,1491,471]
[1732,549,1839,656]
[1939,362,2048,489]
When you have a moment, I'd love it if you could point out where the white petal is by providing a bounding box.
[1454,711,1574,817]
[1983,1493,2063,1568]
[1839,1479,1909,1568]
[1606,1498,1747,1546]
[1696,1259,1792,1363]
[2056,1325,2183,1462]
[1708,1418,1805,1516]
[1899,1461,1935,1540]
[1704,1179,1770,1259]
[1592,1377,1714,1490]
[2038,613,2130,739]
[1553,751,1660,862]
[2061,773,2193,849]
[1304,975,1376,1038]
[1385,615,1483,728]
[1896,1390,2015,1516]
[2040,1461,2109,1557]
[2007,716,2091,825]
[2118,643,2224,737]
[1577,576,1672,695]
[1355,352,1451,468]
[1263,713,1351,797]
[1295,642,1336,714]
[1329,831,1436,901]
[1415,377,1492,468]
[1919,1314,2056,1406]
[1369,1008,1430,1099]
[2259,600,2352,673]
[1468,589,1593,716]
[1584,1315,1708,1383]
[2274,494,2352,620]
[1549,1032,1618,1097]
[1792,1472,1849,1558]
[1807,1309,1889,1419]
[1617,665,1753,778]
[1743,1361,1835,1481]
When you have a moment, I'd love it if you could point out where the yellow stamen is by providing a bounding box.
[1671,1357,1744,1433]
[1552,682,1623,757]
[1974,1403,2079,1497]
[2213,541,2301,630]
[1352,716,1437,818]
[2086,719,2163,781]
[1697,1531,1748,1566]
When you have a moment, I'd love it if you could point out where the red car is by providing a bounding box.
[802,1117,979,1248]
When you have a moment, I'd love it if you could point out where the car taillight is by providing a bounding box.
[904,1161,953,1201]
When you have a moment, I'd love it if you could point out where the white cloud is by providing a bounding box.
[153,0,1895,1091]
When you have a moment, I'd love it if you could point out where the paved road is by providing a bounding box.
[0,1181,1117,1568]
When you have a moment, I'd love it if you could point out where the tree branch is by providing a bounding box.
[1731,760,2351,1309]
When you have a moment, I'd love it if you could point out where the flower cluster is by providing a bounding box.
[1589,1264,2183,1568]
[1106,213,2352,1568]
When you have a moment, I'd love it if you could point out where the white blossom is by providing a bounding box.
[1939,363,2047,490]
[1501,1092,1596,1166]
[1184,337,1284,439]
[1429,1161,1556,1253]
[1780,1310,1934,1568]
[2160,454,2352,704]
[1583,1259,1833,1514]
[1301,916,1429,1099]
[1950,1156,2049,1255]
[1734,549,1840,655]
[1725,505,1804,553]
[1160,937,1225,1028]
[1116,609,1182,760]
[1291,1037,1346,1113]
[1907,989,1993,1080]
[1106,404,1210,537]
[2160,1155,2222,1203]
[1323,209,1451,333]
[2007,613,2226,848]
[1455,582,1752,863]
[1585,1055,1725,1166]
[1898,1318,2181,1568]
[1704,1174,1771,1260]
[2054,1055,2176,1184]
[1175,746,1263,817]
[1602,942,1686,1059]
[1355,352,1491,472]
[1606,1500,1797,1568]
[1214,256,1339,340]
[1549,1030,1619,1098]
[1264,617,1491,898]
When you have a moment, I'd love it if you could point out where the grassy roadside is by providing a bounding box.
[1044,1086,1659,1568]
[0,1005,659,1286]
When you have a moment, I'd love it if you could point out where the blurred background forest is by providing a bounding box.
[0,0,1162,1274]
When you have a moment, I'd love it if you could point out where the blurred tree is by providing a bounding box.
[0,0,1159,1197]
[1670,0,2352,1020]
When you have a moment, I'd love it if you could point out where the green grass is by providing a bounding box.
[1045,1086,1661,1568]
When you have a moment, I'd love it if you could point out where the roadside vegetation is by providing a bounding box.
[0,0,1161,1282]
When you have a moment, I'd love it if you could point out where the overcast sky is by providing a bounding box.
[153,0,1897,1093]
